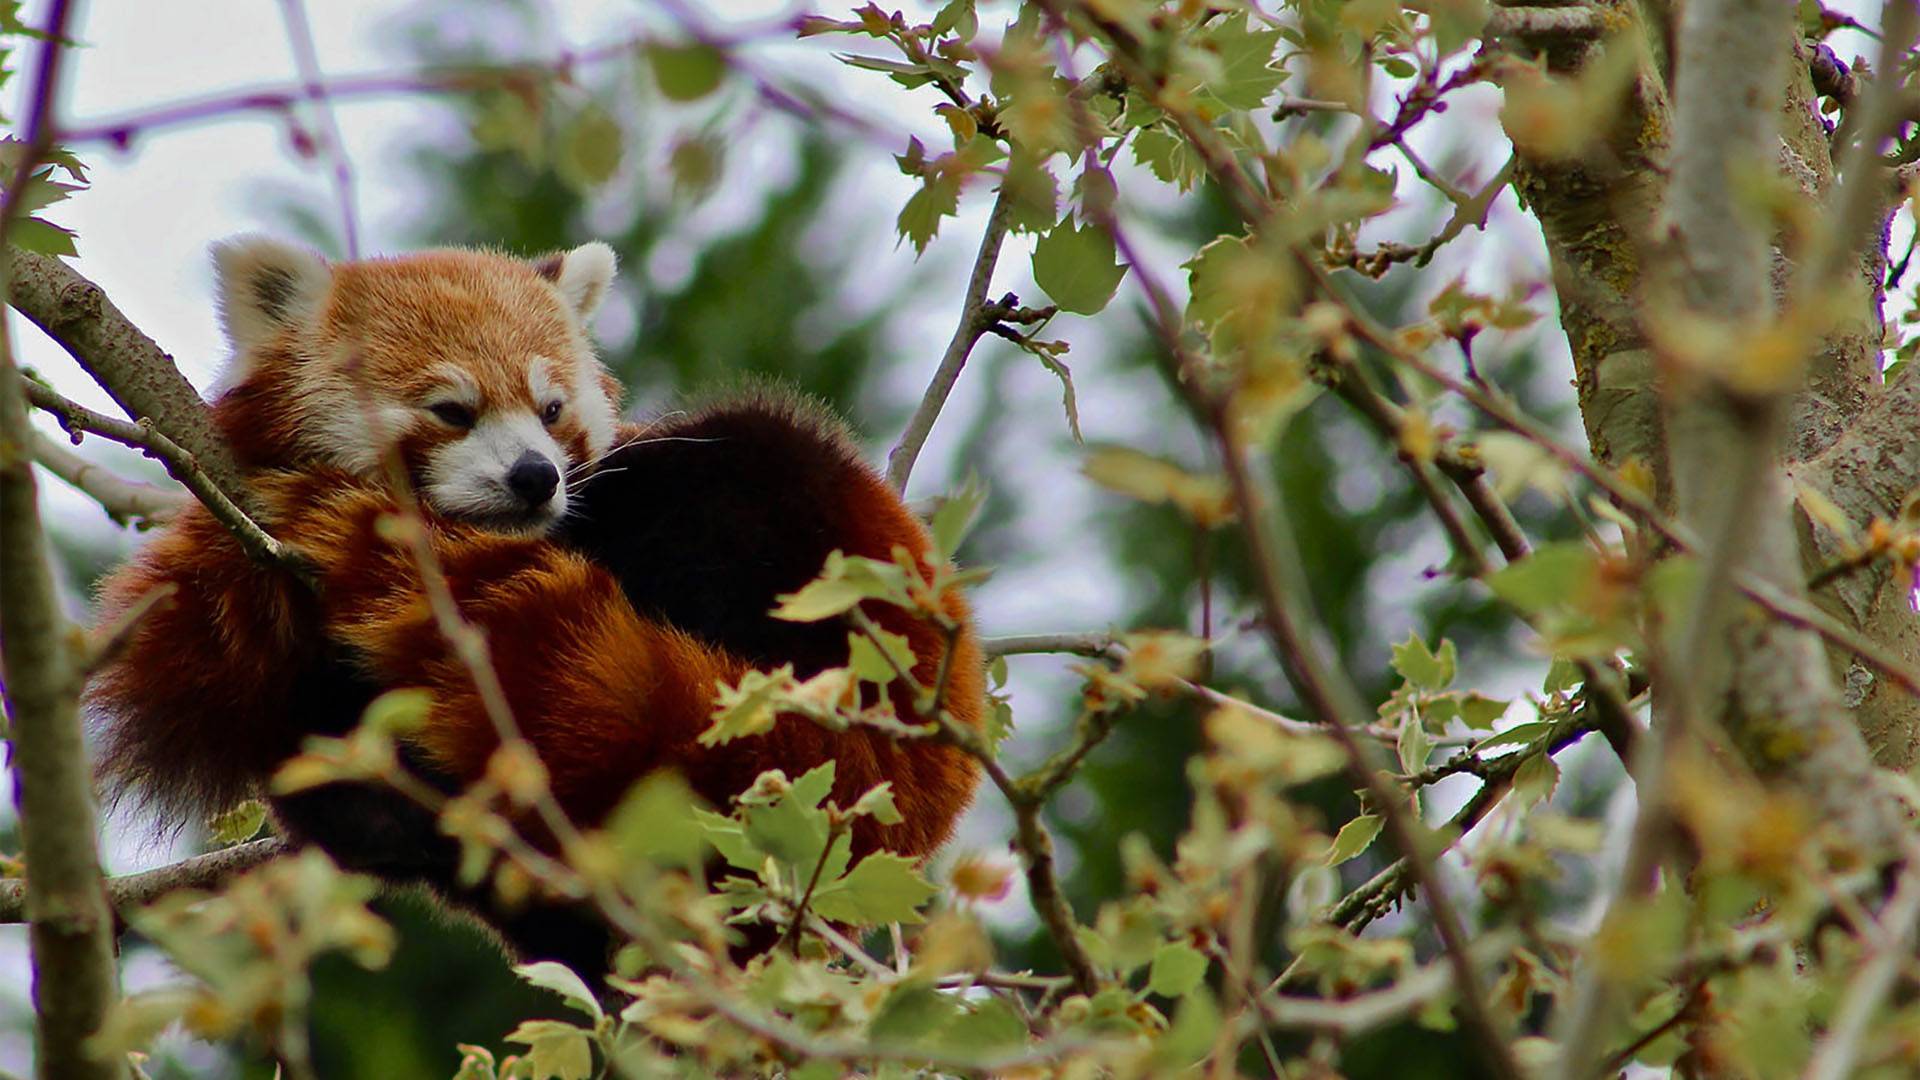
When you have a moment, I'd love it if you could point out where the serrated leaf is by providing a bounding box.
[10,215,75,256]
[999,152,1058,233]
[930,473,988,558]
[514,962,603,1022]
[897,171,961,256]
[504,1019,594,1080]
[846,782,904,825]
[1326,814,1383,865]
[1196,14,1283,110]
[745,786,831,871]
[774,552,912,622]
[847,627,916,685]
[1032,215,1127,315]
[1148,941,1209,997]
[1454,693,1510,730]
[792,761,836,809]
[606,771,710,867]
[1485,541,1595,615]
[646,41,725,101]
[1391,633,1456,691]
[809,852,938,925]
[1132,124,1202,191]
[206,800,266,847]
[696,808,759,871]
[700,666,795,746]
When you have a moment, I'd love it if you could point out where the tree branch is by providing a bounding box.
[24,380,306,576]
[28,430,188,526]
[0,840,289,925]
[7,251,250,513]
[0,4,127,1076]
[886,184,1016,493]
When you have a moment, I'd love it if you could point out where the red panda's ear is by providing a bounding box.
[212,235,331,356]
[533,242,617,323]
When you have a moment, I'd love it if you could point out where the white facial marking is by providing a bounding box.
[568,347,616,458]
[423,409,571,531]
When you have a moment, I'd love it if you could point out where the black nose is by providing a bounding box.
[506,452,560,507]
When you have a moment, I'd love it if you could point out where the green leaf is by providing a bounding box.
[1148,941,1210,997]
[206,800,267,847]
[1197,15,1283,110]
[605,771,710,867]
[1032,215,1128,315]
[791,761,837,809]
[503,1019,594,1080]
[1486,541,1595,615]
[556,102,622,190]
[514,961,603,1022]
[361,687,432,734]
[1132,124,1202,191]
[646,41,725,101]
[1512,751,1561,806]
[930,472,989,559]
[1153,986,1220,1069]
[695,808,759,871]
[847,627,916,685]
[1454,693,1511,730]
[1397,712,1432,775]
[1543,656,1583,695]
[941,997,1026,1051]
[746,788,832,871]
[870,984,963,1044]
[1000,153,1058,233]
[810,852,938,925]
[700,666,795,746]
[10,215,75,256]
[1326,814,1383,866]
[846,782,905,825]
[1391,633,1457,691]
[774,551,913,621]
[897,171,961,256]
[1473,720,1557,754]
[931,0,978,40]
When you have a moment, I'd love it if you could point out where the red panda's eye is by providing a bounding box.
[541,400,563,425]
[428,402,477,429]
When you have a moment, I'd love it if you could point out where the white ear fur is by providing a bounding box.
[212,235,331,354]
[537,242,617,322]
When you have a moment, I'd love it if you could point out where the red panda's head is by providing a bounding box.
[209,237,622,533]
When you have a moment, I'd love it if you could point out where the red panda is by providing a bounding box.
[87,238,985,973]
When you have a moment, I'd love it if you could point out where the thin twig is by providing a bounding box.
[275,0,360,258]
[7,251,251,512]
[886,184,1017,492]
[0,839,289,924]
[1802,850,1920,1080]
[29,429,188,526]
[23,380,306,576]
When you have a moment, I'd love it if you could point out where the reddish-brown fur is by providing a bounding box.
[89,244,983,886]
